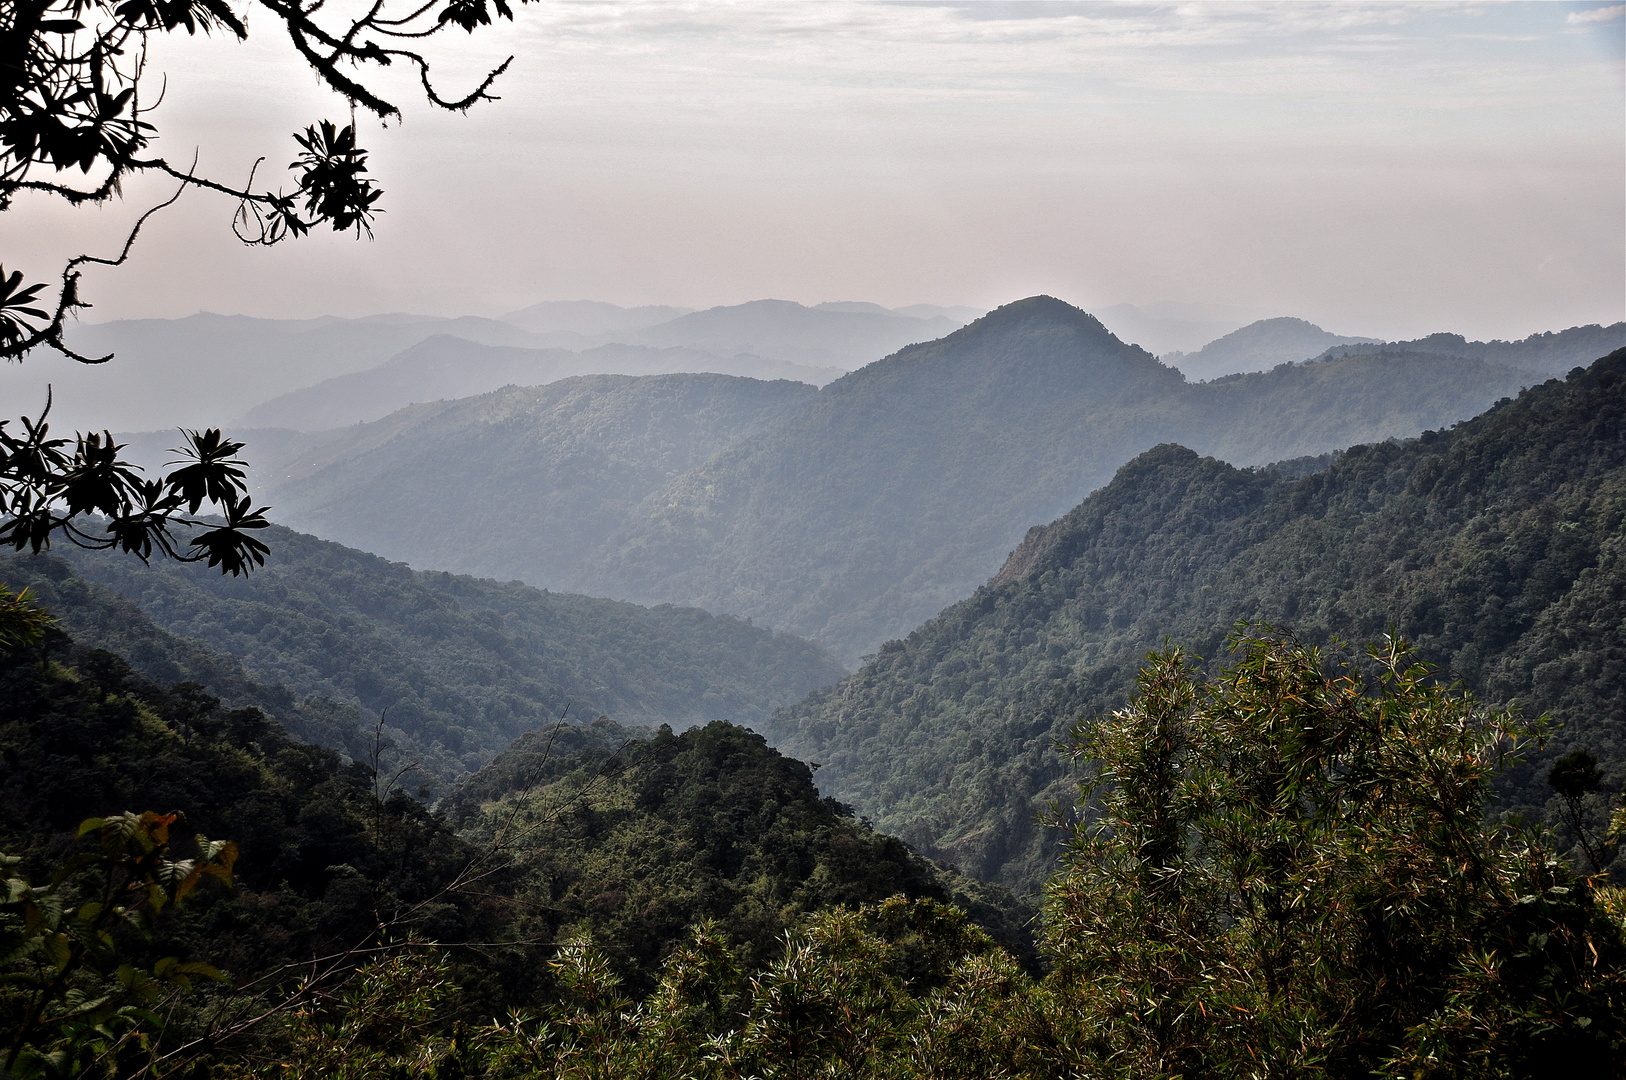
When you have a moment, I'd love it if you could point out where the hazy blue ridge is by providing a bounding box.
[262,373,821,582]
[1164,315,1379,380]
[239,338,845,431]
[1316,322,1626,374]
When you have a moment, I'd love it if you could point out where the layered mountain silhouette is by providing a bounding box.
[499,300,693,337]
[253,296,1535,665]
[240,337,842,430]
[7,312,543,432]
[767,348,1626,894]
[1094,301,1245,357]
[1316,322,1626,375]
[1162,316,1378,380]
[10,299,973,433]
[623,298,963,368]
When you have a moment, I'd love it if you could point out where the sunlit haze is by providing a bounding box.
[4,1,1623,342]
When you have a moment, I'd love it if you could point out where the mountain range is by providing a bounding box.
[238,338,843,431]
[255,373,821,583]
[8,300,1624,904]
[8,299,977,434]
[1317,323,1626,374]
[236,297,1537,665]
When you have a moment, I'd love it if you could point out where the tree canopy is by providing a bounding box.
[2,0,534,571]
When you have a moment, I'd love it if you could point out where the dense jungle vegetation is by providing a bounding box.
[0,530,844,792]
[772,348,1626,894]
[3,611,1620,1077]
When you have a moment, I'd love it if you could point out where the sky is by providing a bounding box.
[3,0,1623,342]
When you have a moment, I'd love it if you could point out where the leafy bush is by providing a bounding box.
[1045,630,1625,1077]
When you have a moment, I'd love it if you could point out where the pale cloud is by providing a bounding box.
[1567,4,1624,24]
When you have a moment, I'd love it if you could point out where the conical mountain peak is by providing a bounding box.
[954,295,1130,348]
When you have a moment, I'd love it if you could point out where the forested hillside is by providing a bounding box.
[0,525,845,791]
[0,621,1038,1073]
[770,349,1626,895]
[445,718,1034,992]
[260,373,820,577]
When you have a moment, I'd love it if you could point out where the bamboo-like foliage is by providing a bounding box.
[1045,628,1626,1078]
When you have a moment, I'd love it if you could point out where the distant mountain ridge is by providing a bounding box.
[7,311,546,433]
[261,373,821,582]
[239,336,843,430]
[766,349,1626,894]
[1093,302,1246,357]
[243,297,1541,666]
[9,298,976,433]
[1163,316,1379,381]
[624,298,963,368]
[565,298,1533,662]
[1316,322,1626,375]
[499,300,694,336]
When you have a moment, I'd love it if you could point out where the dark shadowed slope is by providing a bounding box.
[3,523,846,791]
[768,350,1626,895]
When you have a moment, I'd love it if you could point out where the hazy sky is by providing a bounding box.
[5,1,1623,341]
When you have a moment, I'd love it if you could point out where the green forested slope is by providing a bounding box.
[0,623,518,1013]
[444,719,1034,993]
[1,525,845,791]
[769,350,1626,895]
[0,619,1033,1058]
[574,297,1532,663]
